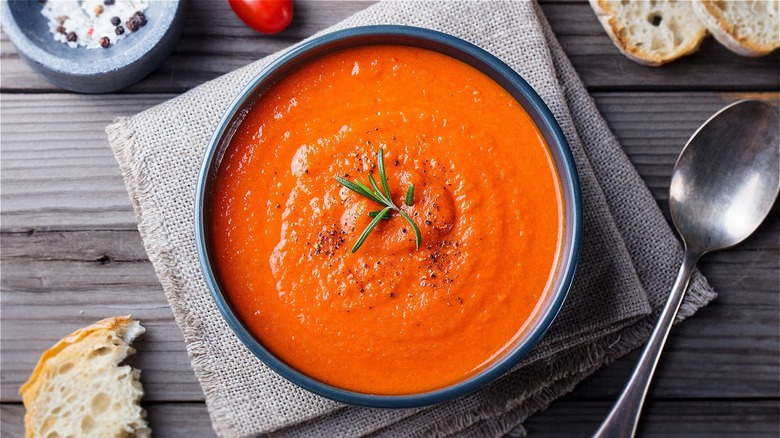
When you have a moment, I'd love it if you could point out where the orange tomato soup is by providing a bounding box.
[209,45,563,395]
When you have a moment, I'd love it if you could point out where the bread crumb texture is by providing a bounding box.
[20,316,150,438]
[694,0,780,57]
[590,0,708,66]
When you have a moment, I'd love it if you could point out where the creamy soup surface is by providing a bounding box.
[209,45,564,395]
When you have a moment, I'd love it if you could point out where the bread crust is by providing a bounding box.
[693,0,780,57]
[20,316,148,438]
[590,0,708,66]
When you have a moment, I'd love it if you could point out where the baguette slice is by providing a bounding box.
[590,0,709,66]
[693,0,780,57]
[20,316,150,438]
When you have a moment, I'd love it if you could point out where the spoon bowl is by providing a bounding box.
[670,100,780,253]
[596,100,779,437]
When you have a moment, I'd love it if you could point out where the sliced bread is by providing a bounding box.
[693,0,780,57]
[20,316,150,438]
[590,0,709,66]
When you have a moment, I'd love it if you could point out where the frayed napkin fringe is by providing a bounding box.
[104,1,719,435]
[107,118,242,438]
[368,276,715,438]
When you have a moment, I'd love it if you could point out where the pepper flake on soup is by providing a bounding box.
[209,45,564,395]
[336,148,422,253]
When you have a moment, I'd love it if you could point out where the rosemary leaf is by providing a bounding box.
[398,210,422,249]
[368,210,392,220]
[367,173,390,205]
[353,179,374,195]
[376,148,392,199]
[337,176,385,205]
[352,206,391,253]
[335,149,424,253]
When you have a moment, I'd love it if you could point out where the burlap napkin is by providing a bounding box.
[106,1,716,436]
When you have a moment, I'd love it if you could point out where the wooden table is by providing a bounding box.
[2,1,778,436]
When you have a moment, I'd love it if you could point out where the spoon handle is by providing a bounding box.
[594,249,701,438]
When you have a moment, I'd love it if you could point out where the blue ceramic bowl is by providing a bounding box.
[196,25,582,408]
[1,0,185,93]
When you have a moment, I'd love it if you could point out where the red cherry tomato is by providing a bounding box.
[228,0,293,35]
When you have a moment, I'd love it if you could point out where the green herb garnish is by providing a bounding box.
[405,184,415,206]
[336,149,422,253]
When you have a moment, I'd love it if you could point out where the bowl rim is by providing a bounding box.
[195,25,582,408]
[0,0,182,76]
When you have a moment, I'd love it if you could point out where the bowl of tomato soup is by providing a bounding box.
[196,26,582,408]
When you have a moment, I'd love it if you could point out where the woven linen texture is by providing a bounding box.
[106,1,715,436]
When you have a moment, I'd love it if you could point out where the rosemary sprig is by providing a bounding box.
[336,149,422,253]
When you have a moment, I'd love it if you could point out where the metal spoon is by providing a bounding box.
[594,100,780,438]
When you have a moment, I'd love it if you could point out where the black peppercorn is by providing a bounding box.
[114,25,124,35]
[66,31,77,42]
[133,11,147,26]
[126,19,138,32]
[99,36,110,48]
[104,0,115,5]
[110,16,120,26]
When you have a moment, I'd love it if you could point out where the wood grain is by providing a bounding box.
[1,403,217,438]
[2,399,778,437]
[1,1,778,93]
[2,93,777,405]
[1,0,778,434]
[523,399,780,437]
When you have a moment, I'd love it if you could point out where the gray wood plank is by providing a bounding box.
[2,219,777,402]
[0,0,374,93]
[3,92,777,231]
[522,399,780,437]
[0,94,172,231]
[1,92,777,407]
[1,303,205,402]
[2,1,778,93]
[3,0,778,434]
[1,403,217,438]
[3,399,778,437]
